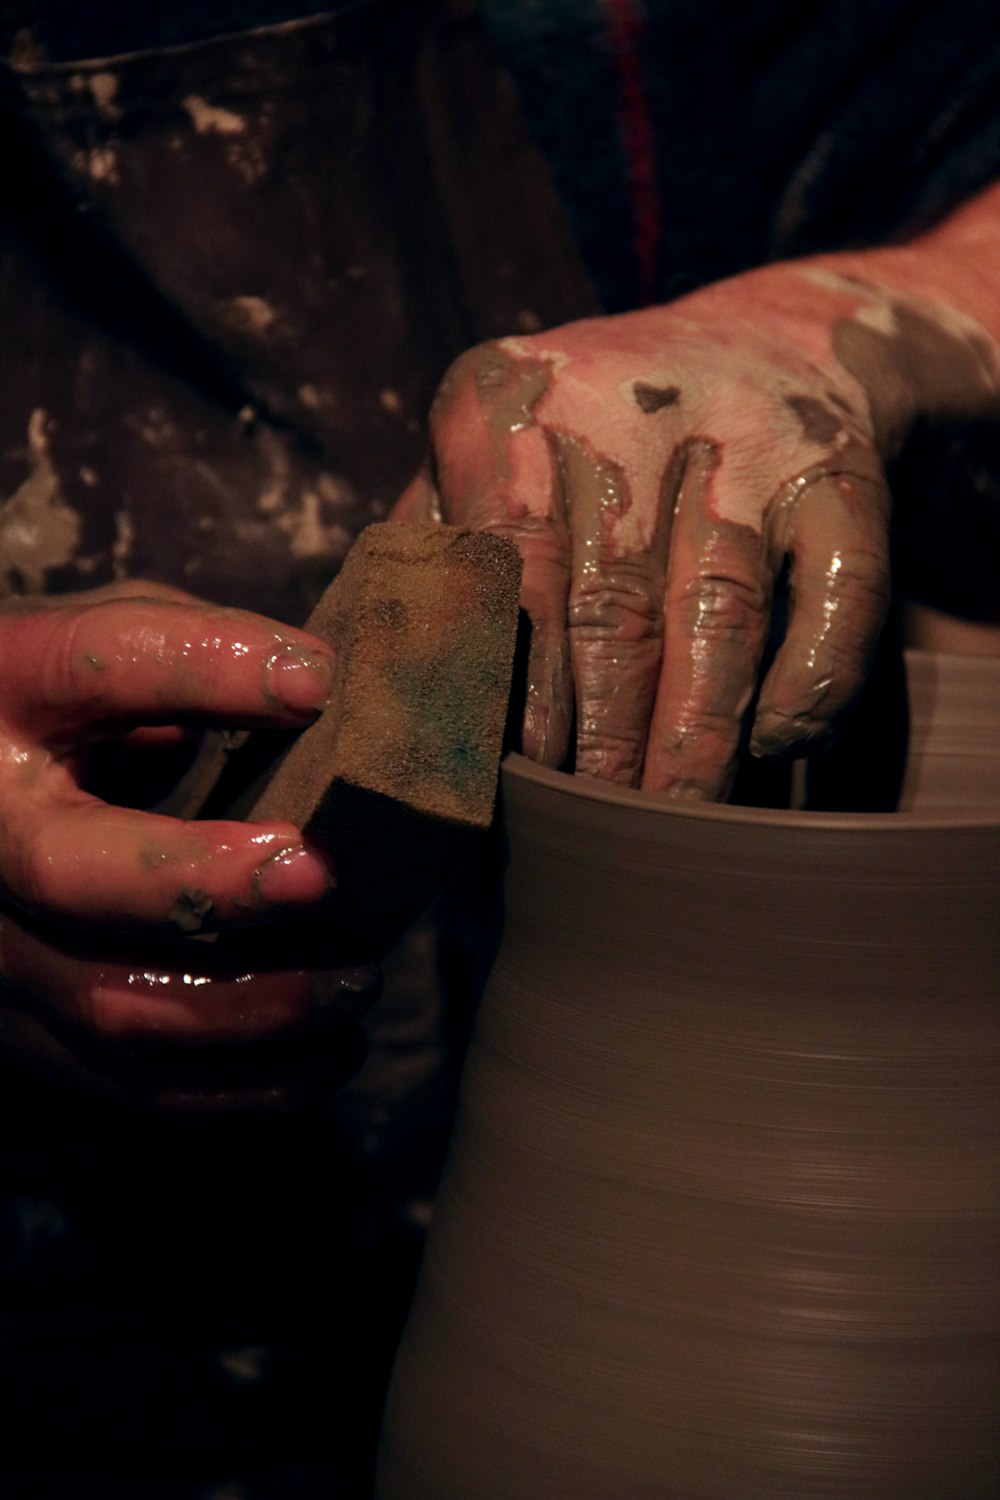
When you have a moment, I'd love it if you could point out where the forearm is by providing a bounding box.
[811,181,1000,633]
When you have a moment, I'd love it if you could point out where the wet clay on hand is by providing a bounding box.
[409,184,1000,801]
[417,297,896,800]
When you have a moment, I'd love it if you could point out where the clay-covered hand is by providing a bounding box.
[0,582,377,1105]
[399,191,1000,797]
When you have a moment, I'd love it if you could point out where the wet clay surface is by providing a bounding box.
[378,654,1000,1499]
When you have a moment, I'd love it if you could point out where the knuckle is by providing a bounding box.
[432,341,506,420]
[442,340,503,387]
[674,572,767,635]
[575,726,646,785]
[658,713,739,784]
[835,549,890,606]
[570,565,662,638]
[577,722,646,760]
[486,518,570,592]
[489,513,559,553]
[432,338,547,439]
[670,705,740,745]
[40,609,108,720]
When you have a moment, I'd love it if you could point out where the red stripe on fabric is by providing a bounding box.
[602,0,661,303]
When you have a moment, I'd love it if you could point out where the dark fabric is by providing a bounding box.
[1,1,350,60]
[0,8,592,1496]
[0,1,592,617]
[481,0,1000,311]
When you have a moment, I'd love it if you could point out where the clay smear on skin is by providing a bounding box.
[783,394,851,447]
[633,382,680,414]
[470,346,551,456]
[461,329,896,791]
[831,293,1000,451]
[450,346,567,761]
[498,327,867,535]
[796,268,1000,434]
[554,428,671,785]
[660,436,768,731]
[169,887,213,934]
[462,346,763,786]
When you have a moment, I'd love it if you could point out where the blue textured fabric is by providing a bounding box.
[480,0,1000,310]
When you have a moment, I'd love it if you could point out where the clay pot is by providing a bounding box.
[377,652,1000,1499]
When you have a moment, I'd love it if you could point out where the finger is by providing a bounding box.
[642,438,771,800]
[0,974,368,1111]
[513,510,574,766]
[2,920,310,1042]
[558,430,671,785]
[1,598,336,740]
[432,344,574,765]
[117,724,194,748]
[127,1023,368,1112]
[0,796,336,931]
[0,578,201,613]
[391,458,441,522]
[0,915,380,1045]
[751,470,892,756]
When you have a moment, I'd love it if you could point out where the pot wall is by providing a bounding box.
[378,654,1000,1499]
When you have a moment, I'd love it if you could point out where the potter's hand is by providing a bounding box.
[400,183,1000,798]
[0,583,377,1105]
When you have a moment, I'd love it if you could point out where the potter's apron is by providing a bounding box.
[0,6,595,1494]
[1,0,593,620]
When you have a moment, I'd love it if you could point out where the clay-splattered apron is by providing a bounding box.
[1,0,593,618]
[0,6,594,1494]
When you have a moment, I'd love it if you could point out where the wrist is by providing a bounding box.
[789,196,1000,455]
[816,181,1000,340]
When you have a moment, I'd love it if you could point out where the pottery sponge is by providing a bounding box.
[244,521,522,955]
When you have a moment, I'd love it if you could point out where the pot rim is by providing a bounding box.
[504,649,1000,831]
[502,753,1000,833]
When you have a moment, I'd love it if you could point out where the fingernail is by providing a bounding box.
[254,845,336,905]
[265,645,335,714]
[310,964,383,1023]
[661,778,710,803]
[750,710,799,758]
